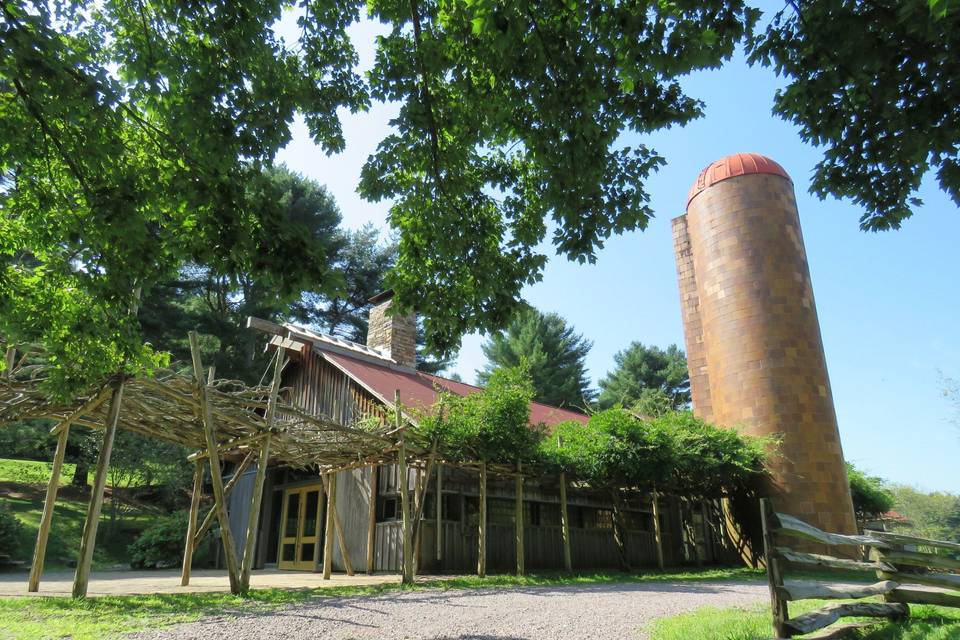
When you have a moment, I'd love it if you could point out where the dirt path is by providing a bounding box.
[136,580,767,640]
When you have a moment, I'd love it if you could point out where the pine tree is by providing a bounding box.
[478,308,593,410]
[597,343,690,411]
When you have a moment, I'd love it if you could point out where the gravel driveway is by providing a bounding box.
[136,580,767,640]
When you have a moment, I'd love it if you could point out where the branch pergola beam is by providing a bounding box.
[397,392,413,585]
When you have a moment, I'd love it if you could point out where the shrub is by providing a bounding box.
[847,463,895,520]
[128,511,210,569]
[0,501,24,558]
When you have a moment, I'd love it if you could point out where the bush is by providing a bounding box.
[0,501,24,558]
[128,511,209,569]
[847,463,895,520]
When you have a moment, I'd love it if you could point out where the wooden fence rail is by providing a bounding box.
[761,498,960,639]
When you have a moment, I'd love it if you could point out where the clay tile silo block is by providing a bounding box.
[673,153,857,536]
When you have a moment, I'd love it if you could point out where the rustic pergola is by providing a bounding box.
[1,333,673,597]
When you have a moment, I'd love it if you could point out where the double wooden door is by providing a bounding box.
[278,484,323,570]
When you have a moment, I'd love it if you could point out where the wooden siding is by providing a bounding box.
[286,351,386,428]
[333,467,375,572]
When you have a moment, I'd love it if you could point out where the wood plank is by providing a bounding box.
[397,392,413,585]
[72,382,124,598]
[881,570,960,591]
[435,464,442,564]
[559,472,572,572]
[652,490,664,570]
[888,587,960,608]
[785,602,908,635]
[189,331,241,595]
[871,530,960,553]
[478,461,487,578]
[801,621,882,640]
[778,580,899,601]
[180,461,204,586]
[773,512,889,549]
[760,498,789,638]
[323,472,336,579]
[879,548,960,572]
[246,316,285,336]
[28,423,72,592]
[367,465,378,575]
[515,463,524,576]
[778,548,895,573]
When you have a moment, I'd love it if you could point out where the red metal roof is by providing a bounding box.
[687,153,790,207]
[321,350,588,427]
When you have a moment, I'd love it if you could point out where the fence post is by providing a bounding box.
[760,498,789,638]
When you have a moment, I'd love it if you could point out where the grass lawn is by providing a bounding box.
[0,567,762,640]
[0,458,163,570]
[647,599,960,640]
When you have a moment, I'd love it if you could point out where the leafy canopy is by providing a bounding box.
[543,409,766,498]
[846,462,895,520]
[598,343,690,411]
[478,307,593,409]
[418,362,542,463]
[747,0,960,230]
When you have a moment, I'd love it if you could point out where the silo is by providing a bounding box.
[672,153,857,537]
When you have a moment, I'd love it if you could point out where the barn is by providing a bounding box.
[227,291,730,576]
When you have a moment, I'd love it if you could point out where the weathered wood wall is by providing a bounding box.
[286,351,385,427]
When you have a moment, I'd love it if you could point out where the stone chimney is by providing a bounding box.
[366,290,417,368]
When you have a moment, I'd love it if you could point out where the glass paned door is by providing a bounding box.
[277,485,323,570]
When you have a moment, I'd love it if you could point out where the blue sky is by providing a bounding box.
[276,14,959,493]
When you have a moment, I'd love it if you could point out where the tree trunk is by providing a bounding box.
[71,459,89,487]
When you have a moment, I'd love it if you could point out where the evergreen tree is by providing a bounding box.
[477,308,593,409]
[598,343,690,411]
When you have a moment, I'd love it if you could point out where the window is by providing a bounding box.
[487,498,514,525]
[441,493,461,522]
[378,496,398,522]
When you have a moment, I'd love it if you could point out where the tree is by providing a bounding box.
[139,166,344,383]
[888,485,960,541]
[477,308,593,409]
[846,463,895,522]
[747,1,960,230]
[598,343,690,410]
[0,0,365,394]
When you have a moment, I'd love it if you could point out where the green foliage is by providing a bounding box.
[598,343,690,411]
[543,409,766,498]
[419,363,542,462]
[747,0,960,230]
[846,463,895,520]
[360,0,757,352]
[0,500,24,558]
[888,484,960,541]
[128,511,209,570]
[0,1,365,396]
[478,308,593,408]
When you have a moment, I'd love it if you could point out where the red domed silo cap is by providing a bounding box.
[686,153,791,208]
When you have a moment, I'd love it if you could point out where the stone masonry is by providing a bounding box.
[366,291,417,369]
[673,153,857,536]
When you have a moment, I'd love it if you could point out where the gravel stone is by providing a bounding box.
[135,580,767,640]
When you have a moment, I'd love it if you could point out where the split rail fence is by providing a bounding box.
[761,498,960,639]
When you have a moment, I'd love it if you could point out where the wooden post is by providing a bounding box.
[181,461,204,586]
[397,391,413,584]
[610,488,631,571]
[72,381,124,598]
[239,434,271,590]
[322,472,355,576]
[189,331,241,595]
[652,490,665,570]
[366,465,378,575]
[515,463,525,576]
[435,463,443,564]
[28,424,71,592]
[559,472,572,572]
[477,461,487,578]
[760,498,789,638]
[323,472,336,579]
[239,351,282,591]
